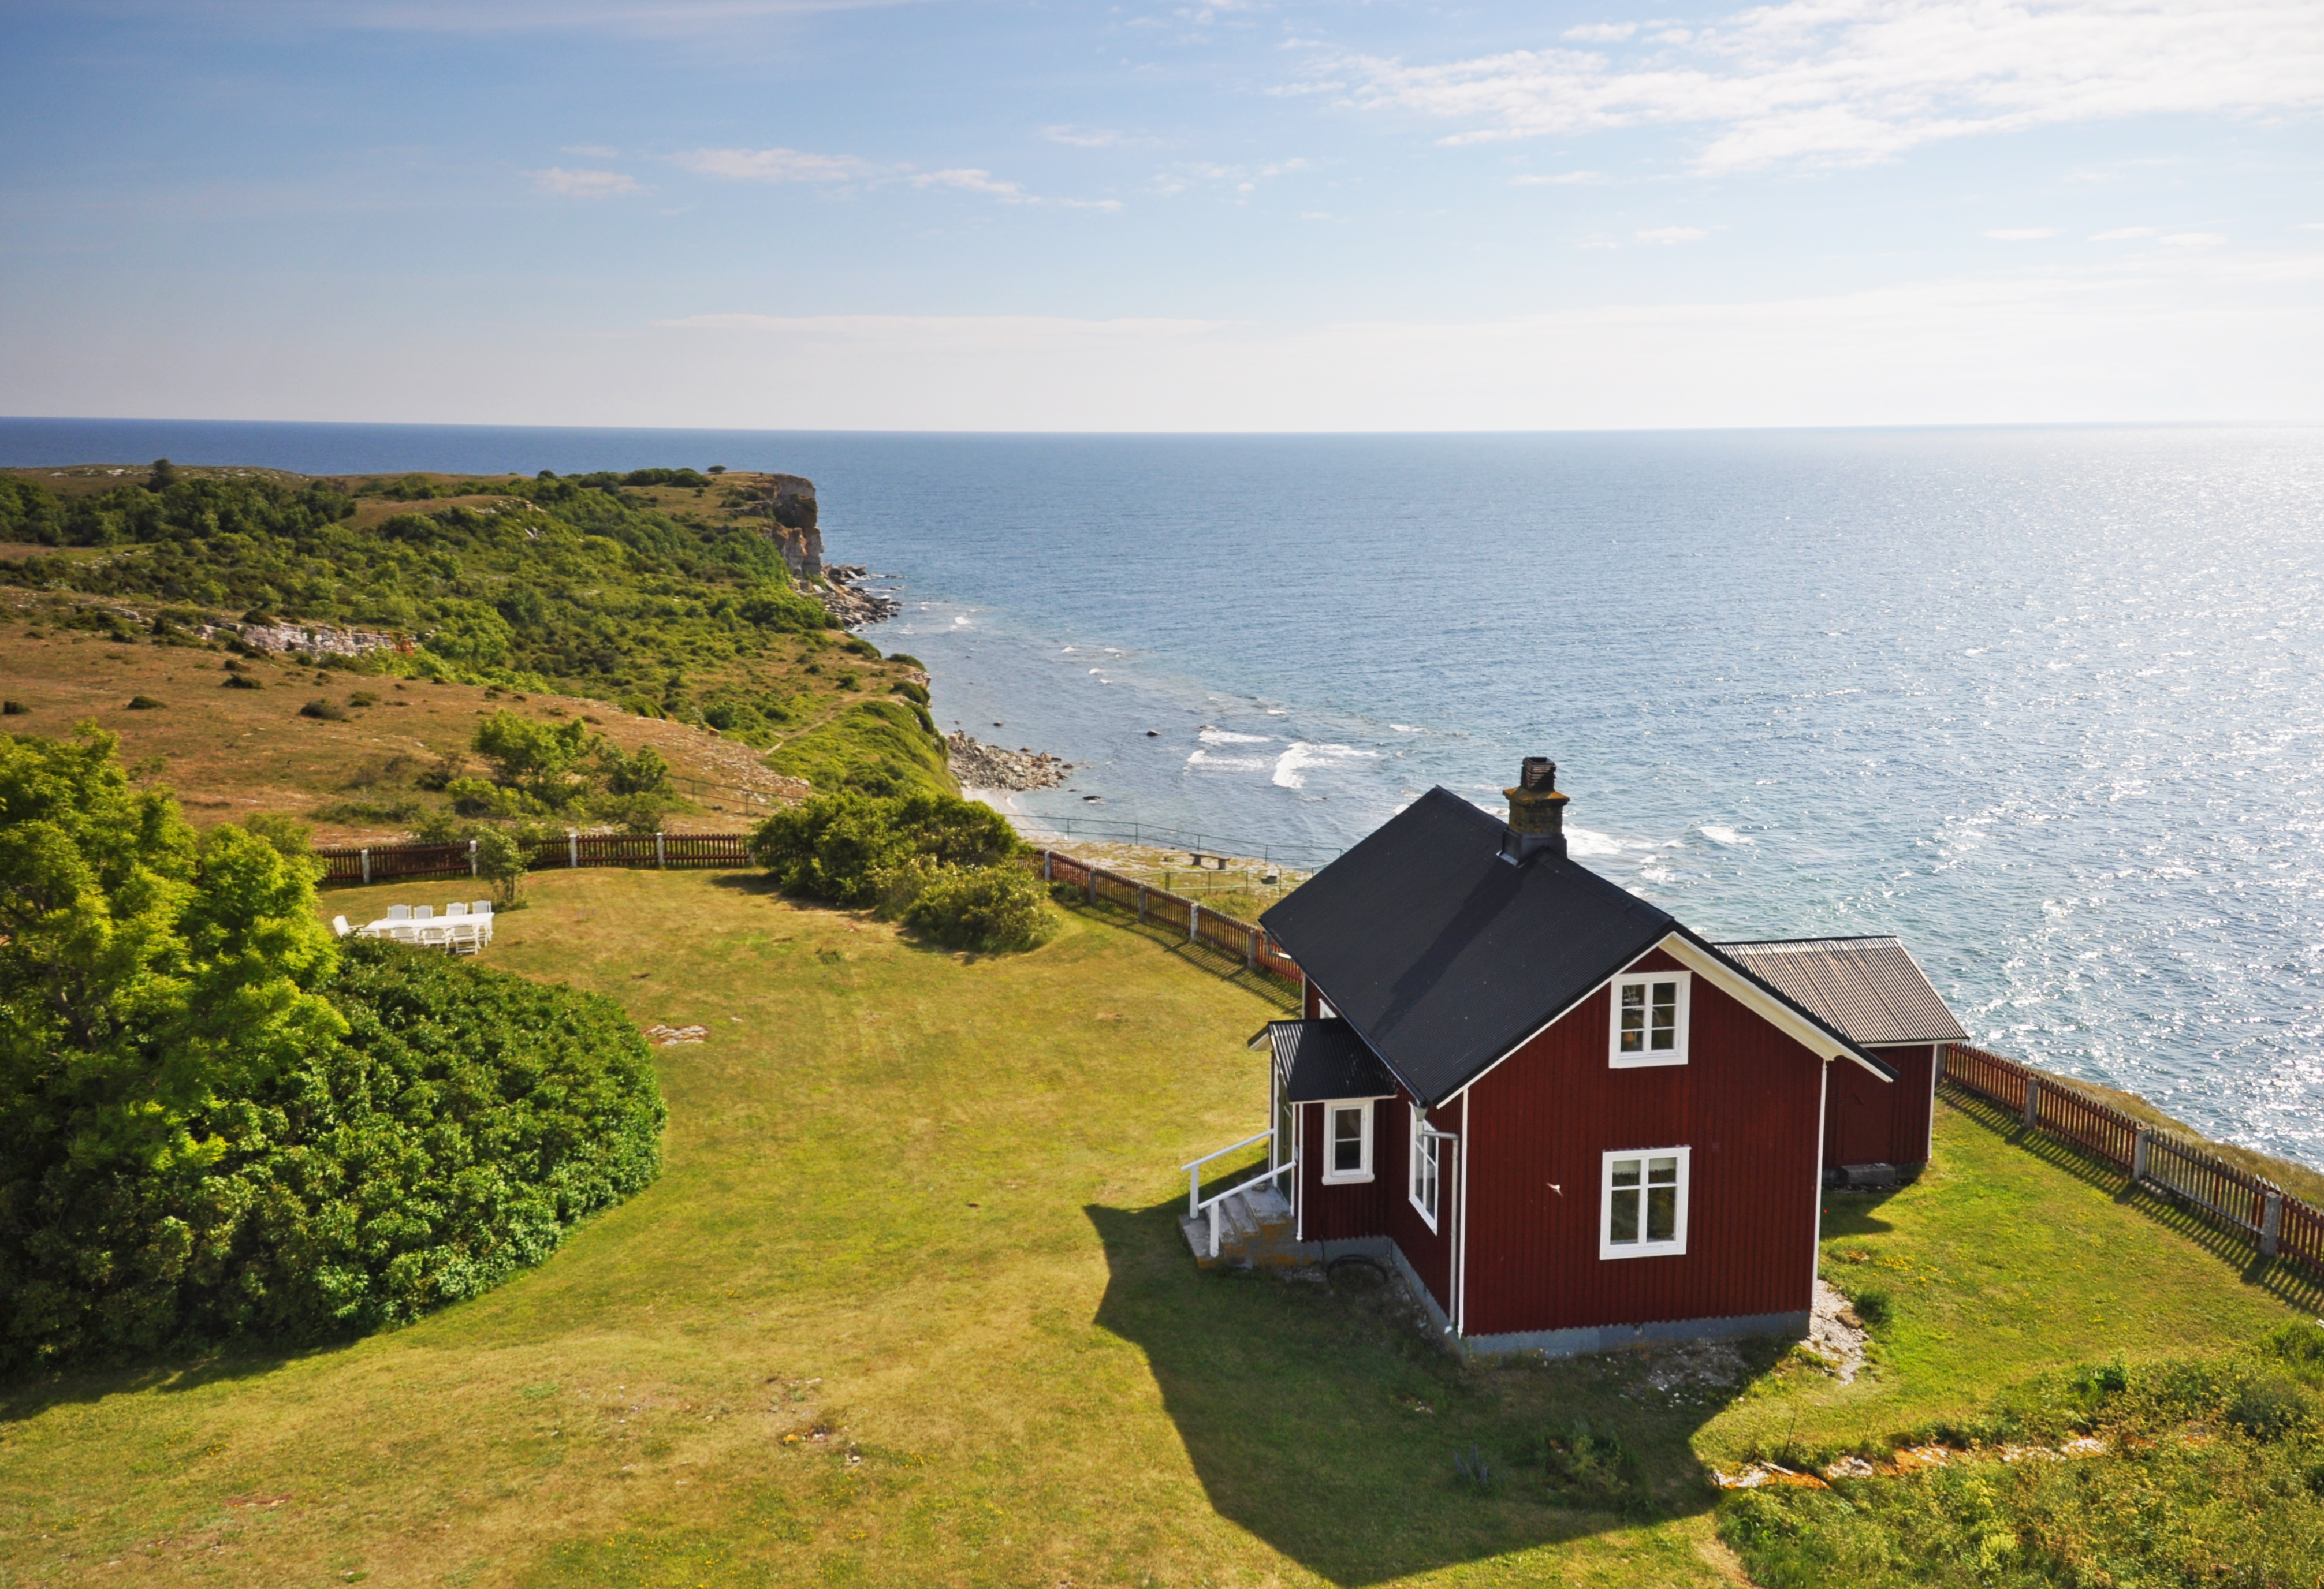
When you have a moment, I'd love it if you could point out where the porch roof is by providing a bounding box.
[1267,1019,1400,1103]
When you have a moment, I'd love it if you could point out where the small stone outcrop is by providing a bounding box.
[817,565,902,628]
[946,732,1071,792]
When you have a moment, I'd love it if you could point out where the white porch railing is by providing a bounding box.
[1179,1129,1294,1258]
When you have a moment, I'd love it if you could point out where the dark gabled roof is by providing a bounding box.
[1260,787,1677,1106]
[1266,1019,1400,1102]
[1715,936,1968,1046]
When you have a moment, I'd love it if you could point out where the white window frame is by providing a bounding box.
[1409,1107,1442,1230]
[1608,970,1690,1068]
[1599,1146,1691,1259]
[1320,1099,1375,1184]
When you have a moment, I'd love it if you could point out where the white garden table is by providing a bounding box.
[359,907,493,952]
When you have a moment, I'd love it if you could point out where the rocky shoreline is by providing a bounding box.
[817,565,902,628]
[946,732,1072,792]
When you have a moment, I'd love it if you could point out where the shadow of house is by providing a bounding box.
[1085,1200,1760,1587]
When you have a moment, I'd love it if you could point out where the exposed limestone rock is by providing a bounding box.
[946,732,1070,792]
[817,565,902,628]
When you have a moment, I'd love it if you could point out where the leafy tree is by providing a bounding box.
[599,743,672,796]
[474,827,527,905]
[753,790,1019,905]
[147,458,178,491]
[0,733,661,1369]
[471,711,597,808]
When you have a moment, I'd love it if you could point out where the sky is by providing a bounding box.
[2,0,2321,431]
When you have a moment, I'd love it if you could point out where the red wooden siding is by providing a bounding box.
[1297,1101,1396,1242]
[1459,946,1825,1338]
[1384,1091,1458,1315]
[1823,1043,1935,1169]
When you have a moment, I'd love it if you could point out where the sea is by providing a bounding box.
[6,417,2322,1172]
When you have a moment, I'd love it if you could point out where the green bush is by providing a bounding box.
[300,697,347,721]
[1850,1285,1894,1328]
[0,730,662,1370]
[753,790,1021,907]
[897,864,1053,952]
[1719,1337,2324,1589]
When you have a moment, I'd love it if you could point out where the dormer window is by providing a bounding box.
[1609,971,1689,1067]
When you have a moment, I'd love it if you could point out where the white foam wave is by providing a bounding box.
[1390,724,1423,733]
[1199,726,1272,744]
[1272,741,1380,789]
[1186,750,1269,772]
[1697,824,1753,846]
[1563,825,1630,858]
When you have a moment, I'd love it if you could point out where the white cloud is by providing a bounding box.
[1562,23,1636,42]
[1577,235,1622,249]
[560,143,620,158]
[1043,125,1147,148]
[909,167,1033,202]
[2161,231,2228,247]
[1512,170,1606,185]
[2090,226,2157,240]
[1984,227,2060,240]
[528,166,645,197]
[1636,226,1709,244]
[673,147,872,183]
[2299,222,2324,232]
[1151,158,1313,196]
[1324,0,2324,171]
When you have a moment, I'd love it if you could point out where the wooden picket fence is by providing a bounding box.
[1031,848,1304,987]
[1941,1040,2322,1277]
[315,831,755,886]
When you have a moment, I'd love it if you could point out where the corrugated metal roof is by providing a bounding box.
[1713,936,1967,1046]
[1268,1019,1400,1102]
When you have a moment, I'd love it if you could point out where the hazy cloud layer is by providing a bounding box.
[1330,0,2324,170]
[530,167,646,197]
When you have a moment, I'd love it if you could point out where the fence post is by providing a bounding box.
[2132,1127,2149,1183]
[2023,1079,2039,1131]
[656,831,666,870]
[1043,851,1052,883]
[569,830,579,868]
[1087,868,1096,906]
[1190,902,1200,944]
[360,848,371,885]
[2262,1192,2284,1259]
[1245,930,1254,973]
[469,838,478,878]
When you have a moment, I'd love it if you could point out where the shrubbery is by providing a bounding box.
[1718,1323,2324,1588]
[753,790,1051,950]
[0,728,664,1371]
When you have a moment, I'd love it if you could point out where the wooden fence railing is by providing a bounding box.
[315,831,755,886]
[1031,848,1304,987]
[1941,1040,2321,1277]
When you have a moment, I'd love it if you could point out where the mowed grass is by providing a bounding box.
[1,872,2313,1588]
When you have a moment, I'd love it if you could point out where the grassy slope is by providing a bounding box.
[0,464,951,837]
[0,624,803,840]
[0,875,2310,1588]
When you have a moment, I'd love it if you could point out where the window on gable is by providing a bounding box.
[1610,971,1689,1067]
[1600,1147,1690,1259]
[1322,1100,1373,1184]
[1409,1107,1442,1230]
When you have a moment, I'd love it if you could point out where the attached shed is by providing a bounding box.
[1717,937,1968,1180]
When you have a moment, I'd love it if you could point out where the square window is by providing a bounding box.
[1321,1100,1373,1183]
[1610,971,1689,1067]
[1600,1147,1689,1258]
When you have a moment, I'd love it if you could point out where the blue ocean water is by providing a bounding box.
[6,417,2322,1170]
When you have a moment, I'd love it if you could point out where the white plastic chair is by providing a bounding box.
[472,900,492,915]
[388,905,411,922]
[449,920,482,955]
[446,902,468,917]
[414,904,434,922]
[332,915,352,938]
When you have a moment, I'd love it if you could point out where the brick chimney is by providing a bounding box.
[1502,756,1569,863]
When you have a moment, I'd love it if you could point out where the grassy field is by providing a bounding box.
[1,870,2313,1587]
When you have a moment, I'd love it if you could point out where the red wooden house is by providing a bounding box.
[1179,759,1962,1358]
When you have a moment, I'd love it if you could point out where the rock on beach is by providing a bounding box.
[946,732,1071,792]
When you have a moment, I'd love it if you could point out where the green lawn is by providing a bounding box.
[1,871,2311,1587]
